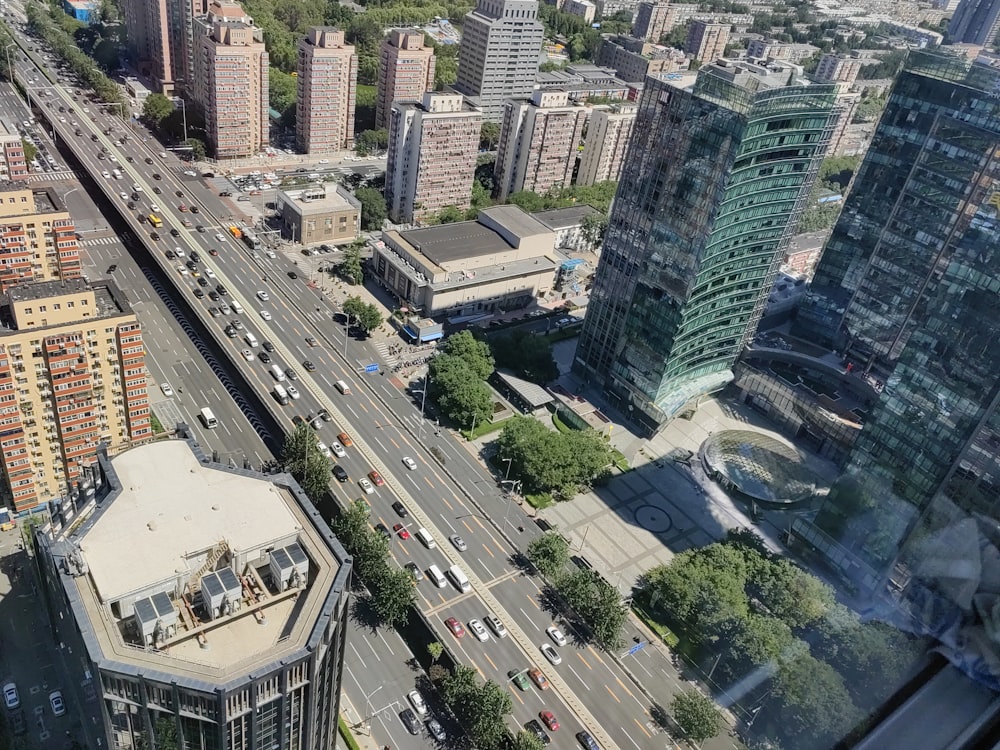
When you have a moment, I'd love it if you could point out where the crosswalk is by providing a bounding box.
[24,170,79,183]
[79,236,124,247]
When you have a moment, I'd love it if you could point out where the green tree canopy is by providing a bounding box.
[355,129,389,155]
[280,423,329,502]
[511,731,546,750]
[336,243,365,285]
[440,666,513,750]
[480,121,500,150]
[269,67,297,118]
[440,331,494,379]
[355,187,387,232]
[558,569,626,650]
[526,532,570,579]
[142,93,175,127]
[368,566,416,627]
[428,353,494,429]
[672,689,722,743]
[491,330,558,383]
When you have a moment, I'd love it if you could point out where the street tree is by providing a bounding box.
[480,121,501,151]
[337,244,365,284]
[439,331,494,379]
[352,526,390,583]
[440,665,479,707]
[558,569,626,650]
[491,330,558,383]
[706,614,794,686]
[142,93,175,128]
[355,129,389,155]
[354,302,383,335]
[428,353,493,429]
[280,423,329,502]
[184,138,207,161]
[368,567,416,627]
[329,498,371,552]
[427,641,443,664]
[439,666,513,749]
[21,140,37,165]
[747,556,834,629]
[527,533,570,579]
[511,731,546,750]
[355,187,387,231]
[768,650,858,747]
[672,689,722,743]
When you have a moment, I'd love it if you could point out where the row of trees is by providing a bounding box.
[428,331,495,430]
[796,155,861,233]
[639,530,924,749]
[342,295,383,335]
[431,180,620,226]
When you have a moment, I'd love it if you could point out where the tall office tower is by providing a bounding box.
[454,0,545,122]
[493,91,588,202]
[947,0,1000,44]
[685,21,730,64]
[295,28,357,154]
[0,279,149,513]
[574,59,836,433]
[791,51,1000,582]
[576,103,637,186]
[376,29,437,130]
[193,3,269,160]
[0,187,81,290]
[633,1,674,42]
[385,93,482,224]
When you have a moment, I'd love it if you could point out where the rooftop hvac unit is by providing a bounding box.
[286,542,309,588]
[217,566,243,614]
[133,592,177,646]
[269,547,294,590]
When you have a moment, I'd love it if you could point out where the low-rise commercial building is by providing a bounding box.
[533,205,604,253]
[0,186,81,289]
[370,205,560,316]
[276,183,361,246]
[564,0,597,22]
[35,435,352,750]
[535,64,630,103]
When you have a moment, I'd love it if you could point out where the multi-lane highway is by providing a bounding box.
[3,21,700,750]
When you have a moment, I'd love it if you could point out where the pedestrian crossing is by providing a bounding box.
[373,340,399,367]
[79,235,127,247]
[24,170,79,183]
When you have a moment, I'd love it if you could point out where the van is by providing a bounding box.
[272,384,289,405]
[308,173,321,180]
[335,380,351,395]
[230,300,244,314]
[447,565,471,593]
[270,365,286,382]
[427,565,447,588]
[199,407,218,429]
[415,528,436,549]
[244,332,258,348]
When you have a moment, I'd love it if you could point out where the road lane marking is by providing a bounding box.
[615,677,634,700]
[604,684,621,704]
[492,538,507,558]
[440,495,453,512]
[576,652,593,670]
[618,727,643,750]
[526,594,540,610]
[482,652,498,672]
[566,664,589,688]
[480,543,495,559]
[462,519,474,535]
[507,685,525,705]
[632,718,651,738]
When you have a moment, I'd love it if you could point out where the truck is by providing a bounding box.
[229,225,242,239]
[0,507,14,532]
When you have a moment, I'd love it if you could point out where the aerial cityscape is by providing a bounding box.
[0,0,996,748]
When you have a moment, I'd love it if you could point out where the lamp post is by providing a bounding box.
[3,43,16,83]
[363,684,383,731]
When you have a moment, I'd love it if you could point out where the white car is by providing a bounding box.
[256,290,269,301]
[174,247,185,258]
[101,170,111,178]
[318,158,330,164]
[407,690,428,717]
[49,691,65,716]
[331,441,346,458]
[468,618,489,642]
[265,249,276,259]
[241,348,255,362]
[160,383,174,397]
[316,442,332,458]
[204,268,216,279]
[402,456,417,471]
[177,265,189,276]
[540,643,562,666]
[3,682,19,710]
[358,477,375,495]
[286,384,300,400]
[215,233,226,242]
[259,310,272,321]
[132,183,143,192]
[546,625,567,647]
[485,614,508,638]
[119,191,128,200]
[151,203,160,212]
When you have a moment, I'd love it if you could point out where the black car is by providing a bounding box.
[375,523,392,541]
[189,251,201,263]
[152,173,161,180]
[208,291,220,301]
[216,285,228,296]
[185,260,198,271]
[153,186,162,194]
[259,352,271,363]
[175,190,184,198]
[262,340,275,352]
[392,501,408,518]
[287,271,298,280]
[192,288,205,299]
[150,232,160,240]
[400,709,420,736]
[525,720,551,746]
[426,718,446,742]
[285,369,298,381]
[127,201,136,210]
[302,360,316,372]
[165,250,176,259]
[318,409,332,422]
[190,206,199,213]
[196,225,206,233]
[145,157,153,164]
[197,277,209,287]
[219,191,232,197]
[332,465,348,483]
[170,228,180,237]
[131,192,140,201]
[575,731,600,750]
[106,264,117,273]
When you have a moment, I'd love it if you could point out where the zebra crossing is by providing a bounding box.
[79,236,124,247]
[24,169,79,183]
[373,340,398,367]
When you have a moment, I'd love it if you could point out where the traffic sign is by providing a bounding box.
[626,641,646,656]
[364,363,379,373]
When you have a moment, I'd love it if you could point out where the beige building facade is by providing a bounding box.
[376,29,436,130]
[276,183,361,246]
[595,35,689,83]
[296,27,358,154]
[633,1,674,41]
[0,187,82,292]
[685,21,731,64]
[577,103,637,186]
[814,53,864,86]
[0,121,28,182]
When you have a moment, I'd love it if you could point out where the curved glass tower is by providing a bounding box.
[575,60,838,433]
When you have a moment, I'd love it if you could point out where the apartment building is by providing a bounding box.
[376,29,436,130]
[296,27,357,154]
[0,121,27,181]
[564,0,597,22]
[577,103,637,186]
[685,21,731,64]
[745,38,821,64]
[633,1,675,41]
[493,91,587,202]
[595,35,689,83]
[813,53,864,87]
[0,278,149,513]
[0,187,81,291]
[385,93,482,224]
[120,0,211,94]
[454,0,545,122]
[193,2,268,159]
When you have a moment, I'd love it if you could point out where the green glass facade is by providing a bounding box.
[575,62,837,433]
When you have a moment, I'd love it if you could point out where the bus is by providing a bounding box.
[148,214,163,228]
[199,407,218,429]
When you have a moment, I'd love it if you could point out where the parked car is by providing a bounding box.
[407,690,428,717]
[399,709,420,735]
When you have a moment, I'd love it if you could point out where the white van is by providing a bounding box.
[447,565,471,593]
[335,380,351,395]
[244,332,258,348]
[272,384,289,405]
[270,365,285,382]
[415,528,436,549]
[230,300,244,314]
[199,407,218,429]
[427,565,447,588]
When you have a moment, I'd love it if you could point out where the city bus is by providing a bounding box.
[148,214,163,228]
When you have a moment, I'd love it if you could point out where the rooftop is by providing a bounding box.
[2,279,131,332]
[533,205,602,230]
[278,183,360,216]
[400,221,509,265]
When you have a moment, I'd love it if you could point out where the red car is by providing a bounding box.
[209,249,219,256]
[178,204,188,212]
[393,523,410,540]
[539,710,559,732]
[445,617,465,638]
[528,668,549,690]
[368,470,385,486]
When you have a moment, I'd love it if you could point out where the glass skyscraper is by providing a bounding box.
[574,60,838,433]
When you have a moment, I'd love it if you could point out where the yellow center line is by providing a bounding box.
[439,593,447,605]
[441,495,454,511]
[390,437,399,450]
[576,652,593,670]
[633,718,651,738]
[480,542,495,559]
[423,476,435,488]
[603,684,621,704]
[462,519,474,534]
[526,594,540,610]
[473,516,487,531]
[616,677,635,700]
[507,685,524,705]
[589,647,608,668]
[483,652,498,672]
[493,538,507,558]
[358,401,368,413]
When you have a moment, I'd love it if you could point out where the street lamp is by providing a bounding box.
[3,43,17,83]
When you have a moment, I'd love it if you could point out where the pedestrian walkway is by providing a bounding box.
[79,235,123,247]
[24,169,78,183]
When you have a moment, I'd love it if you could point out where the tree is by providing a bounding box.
[355,129,389,155]
[491,330,558,383]
[558,569,627,650]
[429,354,494,429]
[184,138,207,160]
[527,533,570,579]
[440,331,494,379]
[330,498,372,552]
[269,67,297,117]
[427,641,443,663]
[21,140,37,165]
[368,567,416,626]
[336,243,364,286]
[480,121,500,151]
[672,690,722,743]
[705,614,794,686]
[511,731,546,750]
[142,93,175,128]
[746,557,834,629]
[580,212,608,251]
[439,667,513,750]
[354,301,383,335]
[355,187,387,232]
[768,651,858,747]
[280,423,329,501]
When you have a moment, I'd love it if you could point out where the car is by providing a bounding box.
[528,668,549,690]
[219,191,232,197]
[231,318,244,330]
[305,336,318,347]
[197,278,209,287]
[151,204,161,212]
[393,523,410,540]
[449,534,467,552]
[426,718,446,742]
[332,465,348,482]
[204,268,216,279]
[107,264,118,273]
[402,456,417,471]
[406,690,428,717]
[399,709,421,735]
[119,191,128,200]
[178,204,188,212]
[540,643,562,666]
[508,670,530,691]
[368,470,385,486]
[190,251,201,263]
[331,441,346,458]
[175,190,185,198]
[338,431,353,447]
[153,186,161,194]
[145,157,153,164]
[152,173,161,180]
[404,562,424,582]
[216,285,228,296]
[302,360,316,372]
[215,233,226,242]
[546,625,568,647]
[539,710,559,732]
[170,228,180,237]
[485,614,508,638]
[262,340,275,352]
[259,352,271,364]
[259,310,272,321]
[208,291,220,301]
[49,691,65,717]
[241,349,255,362]
[444,617,465,638]
[3,683,19,709]
[285,368,299,381]
[392,501,408,517]
[286,385,300,399]
[525,720,551,746]
[256,290,270,301]
[575,730,600,750]
[101,170,111,178]
[287,271,298,280]
[318,409,332,422]
[358,477,375,494]
[193,288,206,300]
[468,618,489,642]
[174,247,186,258]
[374,523,391,540]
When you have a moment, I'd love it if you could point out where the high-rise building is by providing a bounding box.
[493,91,587,202]
[35,434,352,750]
[633,1,674,42]
[0,278,149,513]
[385,93,482,224]
[0,187,81,290]
[376,29,436,130]
[947,0,1000,45]
[791,49,1000,590]
[685,20,731,64]
[121,0,210,94]
[454,0,545,122]
[574,59,837,433]
[192,2,269,159]
[0,121,28,181]
[577,103,637,186]
[595,35,689,83]
[296,27,357,154]
[813,53,863,86]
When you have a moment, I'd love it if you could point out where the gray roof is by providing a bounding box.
[400,222,512,265]
[496,370,554,408]
[479,205,552,239]
[533,205,602,230]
